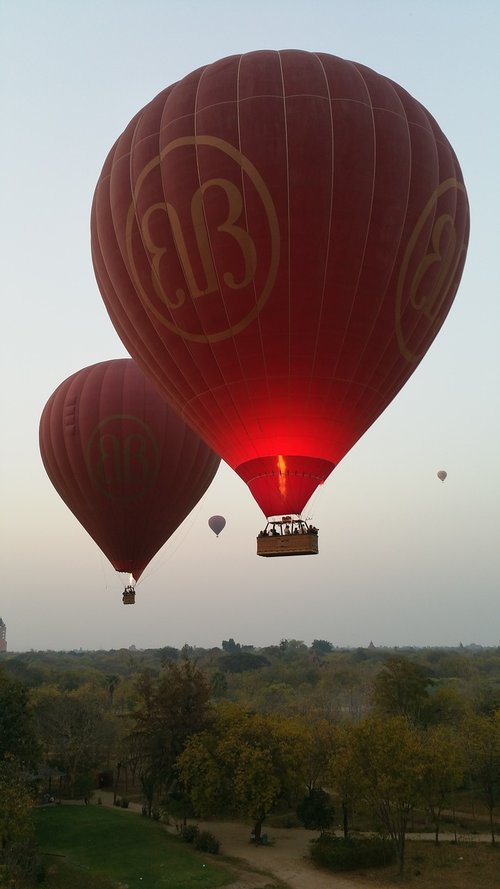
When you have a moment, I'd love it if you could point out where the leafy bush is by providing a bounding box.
[180,823,200,844]
[310,834,395,871]
[120,798,129,809]
[0,838,46,885]
[194,830,220,854]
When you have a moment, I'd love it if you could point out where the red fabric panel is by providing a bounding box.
[91,50,469,517]
[39,360,220,580]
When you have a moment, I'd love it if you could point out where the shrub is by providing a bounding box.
[120,798,129,809]
[1,837,46,885]
[180,824,200,844]
[310,834,395,871]
[194,830,220,854]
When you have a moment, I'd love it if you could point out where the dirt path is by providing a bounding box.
[190,817,376,889]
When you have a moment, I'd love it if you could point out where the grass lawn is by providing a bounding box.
[34,806,234,889]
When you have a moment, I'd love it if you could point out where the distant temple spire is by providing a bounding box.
[0,617,6,652]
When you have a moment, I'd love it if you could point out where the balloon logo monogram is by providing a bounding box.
[86,415,160,501]
[396,178,469,362]
[125,136,280,343]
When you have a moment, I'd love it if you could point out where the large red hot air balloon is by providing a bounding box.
[39,359,220,599]
[91,50,469,532]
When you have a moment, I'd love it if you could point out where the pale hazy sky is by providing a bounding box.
[1,1,499,652]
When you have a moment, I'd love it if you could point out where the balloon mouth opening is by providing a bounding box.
[235,455,335,517]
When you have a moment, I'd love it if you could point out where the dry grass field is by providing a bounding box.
[345,840,499,889]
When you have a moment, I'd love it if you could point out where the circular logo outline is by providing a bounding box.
[395,177,468,362]
[126,135,280,343]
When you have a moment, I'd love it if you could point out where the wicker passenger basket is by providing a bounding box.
[257,518,319,557]
[122,587,136,605]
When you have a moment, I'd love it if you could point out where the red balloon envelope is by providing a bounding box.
[39,359,220,583]
[91,50,469,518]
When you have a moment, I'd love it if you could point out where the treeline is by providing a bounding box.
[0,641,499,881]
[1,639,499,723]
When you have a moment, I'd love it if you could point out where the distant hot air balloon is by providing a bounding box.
[208,515,226,537]
[437,470,448,482]
[91,50,469,555]
[39,359,220,601]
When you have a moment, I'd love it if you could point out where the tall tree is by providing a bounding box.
[327,724,367,839]
[0,669,40,885]
[372,656,433,725]
[352,716,426,873]
[178,702,305,841]
[464,711,500,844]
[0,668,39,766]
[311,640,333,654]
[420,724,465,843]
[104,674,120,709]
[31,684,108,796]
[0,758,39,885]
[129,660,212,814]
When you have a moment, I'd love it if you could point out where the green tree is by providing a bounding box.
[424,683,471,726]
[352,716,426,873]
[0,757,40,886]
[0,668,39,766]
[419,724,465,843]
[104,674,120,709]
[465,710,500,843]
[222,638,240,653]
[253,681,296,714]
[129,660,212,815]
[31,684,108,796]
[0,669,40,885]
[311,640,333,654]
[372,656,433,725]
[179,702,305,841]
[327,724,367,839]
[299,718,337,793]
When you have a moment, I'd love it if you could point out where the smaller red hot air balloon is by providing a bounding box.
[39,359,220,603]
[208,515,226,538]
